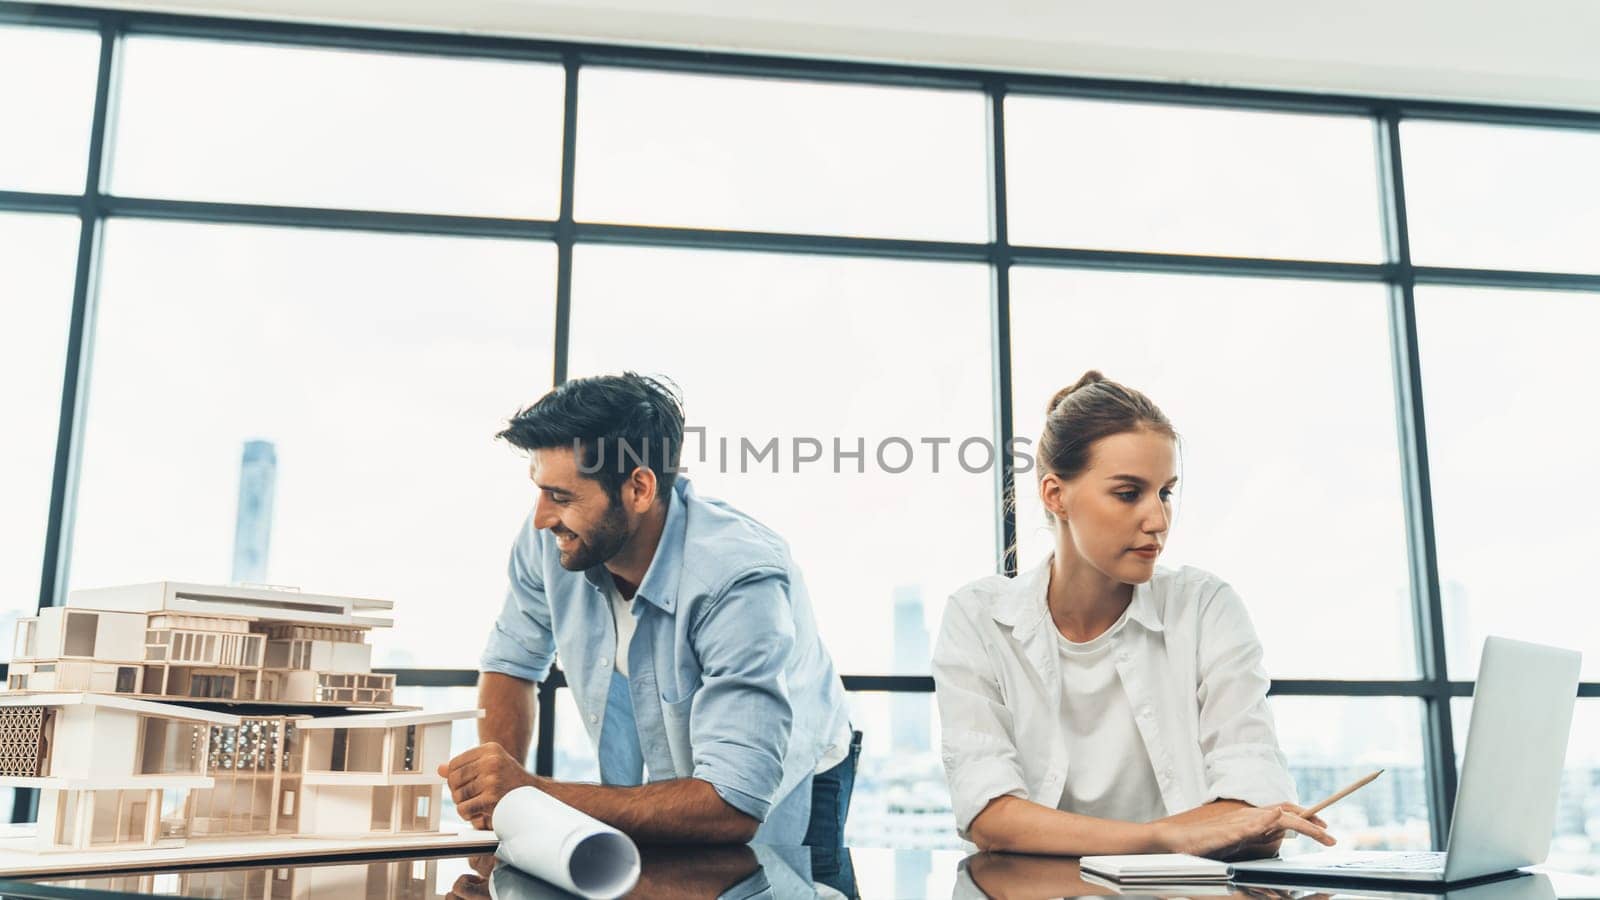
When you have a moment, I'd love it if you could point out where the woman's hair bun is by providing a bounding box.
[1046,369,1106,415]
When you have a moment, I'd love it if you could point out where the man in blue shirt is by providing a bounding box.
[441,373,859,845]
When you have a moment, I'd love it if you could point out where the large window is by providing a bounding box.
[1009,270,1414,679]
[1005,97,1384,261]
[567,246,995,674]
[3,6,1598,861]
[1417,286,1600,679]
[0,25,99,193]
[112,37,565,217]
[69,221,555,668]
[1401,121,1600,275]
[0,212,80,654]
[575,69,988,241]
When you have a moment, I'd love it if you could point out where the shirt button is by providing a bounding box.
[589,713,598,724]
[598,658,609,668]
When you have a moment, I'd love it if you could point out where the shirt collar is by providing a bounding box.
[992,557,1052,639]
[992,555,1165,639]
[582,476,690,615]
[1126,578,1165,633]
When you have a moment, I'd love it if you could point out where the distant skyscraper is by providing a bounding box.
[892,585,931,753]
[231,440,277,584]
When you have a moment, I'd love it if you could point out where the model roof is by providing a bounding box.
[296,708,484,729]
[66,581,394,629]
[0,692,244,725]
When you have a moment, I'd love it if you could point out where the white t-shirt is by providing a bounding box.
[1054,606,1169,824]
[608,582,638,677]
[607,580,850,775]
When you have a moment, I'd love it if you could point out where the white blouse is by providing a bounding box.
[932,557,1297,839]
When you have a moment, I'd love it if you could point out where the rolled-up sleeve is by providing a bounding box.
[688,571,796,823]
[479,514,557,684]
[932,596,1028,839]
[1195,580,1297,808]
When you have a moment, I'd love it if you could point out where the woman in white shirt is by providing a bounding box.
[933,370,1336,859]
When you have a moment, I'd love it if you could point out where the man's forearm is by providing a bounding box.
[478,672,537,763]
[531,776,759,844]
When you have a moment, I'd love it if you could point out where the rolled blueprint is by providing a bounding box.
[491,785,641,900]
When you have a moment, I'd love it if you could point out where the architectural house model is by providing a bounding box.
[9,582,399,706]
[0,582,482,856]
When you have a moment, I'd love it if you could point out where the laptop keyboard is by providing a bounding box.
[1326,852,1446,871]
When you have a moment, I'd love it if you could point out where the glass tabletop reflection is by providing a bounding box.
[1,846,1597,900]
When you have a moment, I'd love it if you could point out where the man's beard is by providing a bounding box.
[554,498,631,571]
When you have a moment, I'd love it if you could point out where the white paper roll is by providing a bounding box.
[492,785,641,900]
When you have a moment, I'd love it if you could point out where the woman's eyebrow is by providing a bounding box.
[1106,474,1180,486]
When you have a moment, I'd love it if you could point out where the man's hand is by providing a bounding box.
[439,742,537,830]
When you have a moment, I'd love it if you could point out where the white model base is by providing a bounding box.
[0,823,496,877]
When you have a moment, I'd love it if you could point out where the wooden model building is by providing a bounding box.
[9,582,400,706]
[0,583,481,855]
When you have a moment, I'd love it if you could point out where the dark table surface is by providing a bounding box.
[2,845,1598,899]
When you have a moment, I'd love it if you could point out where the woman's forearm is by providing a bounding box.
[968,795,1166,855]
[1155,799,1250,826]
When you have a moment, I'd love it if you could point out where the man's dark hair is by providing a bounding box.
[497,372,686,505]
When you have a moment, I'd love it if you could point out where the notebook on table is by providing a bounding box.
[1080,853,1233,884]
[1080,871,1238,896]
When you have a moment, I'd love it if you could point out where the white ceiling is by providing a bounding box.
[79,0,1600,113]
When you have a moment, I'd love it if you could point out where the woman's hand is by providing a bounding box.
[1153,803,1335,860]
[1271,802,1328,830]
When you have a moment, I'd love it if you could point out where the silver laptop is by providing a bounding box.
[1234,636,1580,885]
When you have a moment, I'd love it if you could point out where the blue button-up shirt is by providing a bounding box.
[480,477,851,843]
